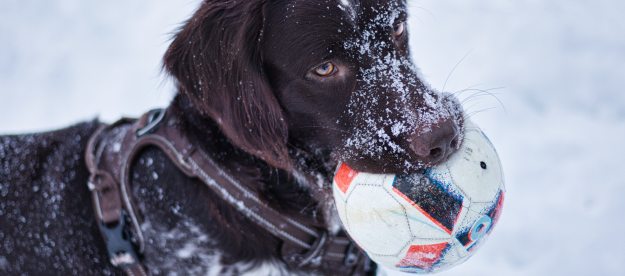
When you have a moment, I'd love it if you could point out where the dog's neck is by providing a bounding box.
[168,94,339,230]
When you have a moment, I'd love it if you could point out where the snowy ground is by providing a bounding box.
[1,0,624,275]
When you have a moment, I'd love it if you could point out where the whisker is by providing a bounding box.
[441,50,472,94]
[451,83,486,97]
[445,85,498,105]
[464,100,497,114]
[458,88,507,114]
[461,91,499,104]
[466,107,498,119]
[463,102,482,115]
[458,87,505,101]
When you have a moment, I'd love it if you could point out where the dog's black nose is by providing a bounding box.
[409,118,460,165]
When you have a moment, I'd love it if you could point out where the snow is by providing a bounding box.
[338,0,357,21]
[1,0,625,275]
[0,256,8,269]
[140,215,289,275]
[342,2,463,170]
[401,1,625,275]
[140,218,218,275]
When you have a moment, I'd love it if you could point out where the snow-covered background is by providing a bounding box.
[1,0,624,275]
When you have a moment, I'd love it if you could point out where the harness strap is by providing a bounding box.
[124,264,148,276]
[85,108,367,275]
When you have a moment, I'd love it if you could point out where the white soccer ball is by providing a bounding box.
[333,121,505,274]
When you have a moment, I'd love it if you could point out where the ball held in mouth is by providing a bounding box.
[333,121,505,274]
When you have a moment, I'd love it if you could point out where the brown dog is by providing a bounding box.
[0,0,463,274]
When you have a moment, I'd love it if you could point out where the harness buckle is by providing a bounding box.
[98,212,140,269]
[283,231,328,268]
[298,231,328,268]
[136,108,166,137]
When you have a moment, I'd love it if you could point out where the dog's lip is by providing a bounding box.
[336,158,427,175]
[335,121,466,175]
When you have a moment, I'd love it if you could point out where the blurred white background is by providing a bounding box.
[1,0,624,275]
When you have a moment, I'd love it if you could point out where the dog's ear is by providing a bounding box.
[164,0,291,169]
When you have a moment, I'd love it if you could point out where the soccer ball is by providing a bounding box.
[333,122,505,274]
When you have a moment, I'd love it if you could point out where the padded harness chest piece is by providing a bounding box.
[85,108,370,275]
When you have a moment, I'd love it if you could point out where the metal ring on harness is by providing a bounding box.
[136,109,166,137]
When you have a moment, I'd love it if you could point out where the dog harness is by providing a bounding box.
[85,108,371,275]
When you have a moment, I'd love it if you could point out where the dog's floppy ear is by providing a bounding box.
[164,0,291,169]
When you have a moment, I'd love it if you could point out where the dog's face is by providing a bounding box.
[165,0,464,174]
[263,0,464,173]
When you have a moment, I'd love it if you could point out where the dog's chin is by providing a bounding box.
[336,144,465,174]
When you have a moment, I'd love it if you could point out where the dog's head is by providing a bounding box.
[165,0,464,174]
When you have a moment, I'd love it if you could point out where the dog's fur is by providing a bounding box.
[0,0,464,275]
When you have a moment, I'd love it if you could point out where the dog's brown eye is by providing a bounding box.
[314,62,337,77]
[394,22,406,37]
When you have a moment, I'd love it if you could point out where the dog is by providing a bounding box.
[0,0,464,275]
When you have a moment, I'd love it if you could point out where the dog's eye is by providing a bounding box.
[314,62,337,77]
[393,21,406,37]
